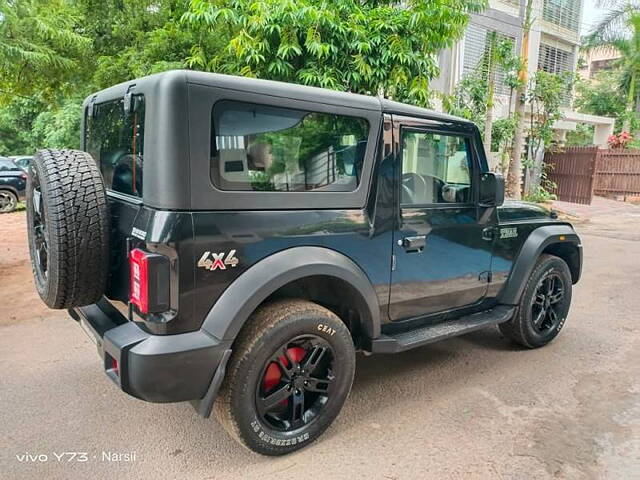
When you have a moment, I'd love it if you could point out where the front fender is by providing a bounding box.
[498,224,582,305]
[201,246,381,341]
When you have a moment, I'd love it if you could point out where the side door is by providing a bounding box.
[389,121,494,321]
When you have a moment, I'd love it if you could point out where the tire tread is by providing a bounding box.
[27,149,109,308]
[215,299,352,455]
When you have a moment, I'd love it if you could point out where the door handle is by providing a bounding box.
[402,235,426,252]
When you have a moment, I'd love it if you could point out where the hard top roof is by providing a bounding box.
[87,70,470,125]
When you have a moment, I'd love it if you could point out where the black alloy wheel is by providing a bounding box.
[29,168,48,280]
[215,299,356,456]
[499,254,573,348]
[256,335,336,432]
[530,272,566,334]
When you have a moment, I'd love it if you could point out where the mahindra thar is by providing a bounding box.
[26,70,582,455]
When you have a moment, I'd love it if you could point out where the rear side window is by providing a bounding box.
[85,95,145,197]
[211,100,369,192]
[0,158,19,171]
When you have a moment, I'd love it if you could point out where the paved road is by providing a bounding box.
[1,203,639,480]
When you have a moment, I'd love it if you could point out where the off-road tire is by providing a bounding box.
[26,149,110,309]
[0,189,18,213]
[214,299,356,456]
[499,254,572,348]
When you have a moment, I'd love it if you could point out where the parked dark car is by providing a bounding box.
[0,157,27,213]
[26,71,582,455]
[10,155,32,172]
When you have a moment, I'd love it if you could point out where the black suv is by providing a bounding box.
[26,71,582,455]
[0,157,27,213]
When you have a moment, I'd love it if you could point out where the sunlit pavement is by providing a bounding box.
[1,207,639,479]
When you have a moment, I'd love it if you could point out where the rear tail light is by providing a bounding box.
[20,173,27,180]
[129,248,170,315]
[129,248,149,313]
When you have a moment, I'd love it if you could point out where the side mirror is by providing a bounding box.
[479,172,505,207]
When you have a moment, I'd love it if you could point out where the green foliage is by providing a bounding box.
[575,71,627,129]
[521,70,575,199]
[523,160,557,203]
[0,0,486,154]
[441,72,488,126]
[441,31,518,132]
[491,118,517,153]
[584,8,640,131]
[182,0,487,106]
[491,117,517,173]
[523,184,557,203]
[566,123,595,147]
[0,0,92,100]
[30,98,84,150]
[0,0,197,153]
[526,70,576,161]
[584,0,640,45]
[0,95,82,155]
[80,0,200,89]
[0,97,39,154]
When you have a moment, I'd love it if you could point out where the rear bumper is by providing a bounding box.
[70,298,231,409]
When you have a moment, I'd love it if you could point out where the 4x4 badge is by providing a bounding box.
[198,250,239,271]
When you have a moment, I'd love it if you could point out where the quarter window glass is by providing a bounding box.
[211,101,369,192]
[401,131,472,205]
[85,95,145,197]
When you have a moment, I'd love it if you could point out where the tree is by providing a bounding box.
[441,71,488,126]
[491,117,517,174]
[586,2,640,132]
[588,0,640,44]
[182,0,487,106]
[0,0,198,154]
[77,0,200,90]
[610,14,640,132]
[524,70,575,194]
[441,31,518,168]
[508,0,534,200]
[0,0,91,102]
[481,32,517,156]
[575,70,629,130]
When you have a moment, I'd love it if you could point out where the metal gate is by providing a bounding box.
[544,147,598,205]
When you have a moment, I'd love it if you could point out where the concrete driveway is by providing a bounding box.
[1,200,639,480]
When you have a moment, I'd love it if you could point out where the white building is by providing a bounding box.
[432,0,615,153]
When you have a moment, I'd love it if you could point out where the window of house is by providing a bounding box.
[210,101,369,192]
[543,0,582,32]
[401,131,473,205]
[463,24,515,97]
[538,43,575,74]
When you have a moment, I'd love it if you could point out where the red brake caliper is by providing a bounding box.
[262,346,306,405]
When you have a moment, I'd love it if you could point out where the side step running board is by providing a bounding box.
[370,305,515,354]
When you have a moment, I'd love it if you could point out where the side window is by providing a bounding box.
[400,130,473,205]
[211,101,369,192]
[85,96,145,197]
[0,158,19,171]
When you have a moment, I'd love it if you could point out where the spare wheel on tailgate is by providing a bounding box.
[26,149,110,308]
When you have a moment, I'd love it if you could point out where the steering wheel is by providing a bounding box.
[401,172,429,204]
